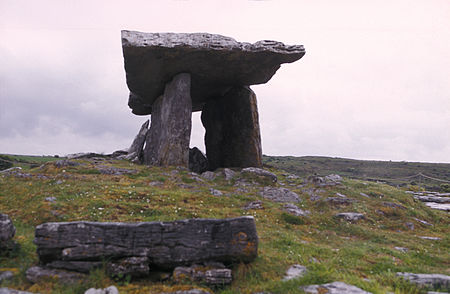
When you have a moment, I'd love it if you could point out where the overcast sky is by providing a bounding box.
[0,0,449,163]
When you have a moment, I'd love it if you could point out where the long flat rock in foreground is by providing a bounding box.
[122,30,305,114]
[34,217,258,270]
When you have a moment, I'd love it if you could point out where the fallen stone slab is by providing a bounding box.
[121,30,305,115]
[26,266,86,284]
[396,272,450,289]
[283,264,307,281]
[334,212,365,222]
[301,281,372,294]
[34,217,258,276]
[260,187,300,203]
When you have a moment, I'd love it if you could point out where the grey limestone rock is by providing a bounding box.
[201,171,216,181]
[326,197,356,205]
[242,167,277,183]
[96,166,137,175]
[209,188,223,197]
[34,217,258,273]
[121,30,305,115]
[301,281,372,294]
[189,147,208,174]
[394,247,409,253]
[126,119,149,162]
[223,168,236,181]
[382,202,407,210]
[396,272,450,289]
[243,201,264,210]
[0,213,15,243]
[284,203,309,217]
[414,195,450,203]
[283,264,307,281]
[0,289,37,294]
[26,266,86,284]
[143,73,192,168]
[202,86,262,169]
[161,290,211,294]
[107,257,150,277]
[53,160,80,168]
[173,264,232,285]
[260,187,300,203]
[84,286,119,294]
[334,213,365,222]
[0,271,13,283]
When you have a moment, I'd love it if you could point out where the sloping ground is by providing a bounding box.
[263,155,450,190]
[0,155,449,294]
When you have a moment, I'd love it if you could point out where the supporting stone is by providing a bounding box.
[143,73,192,167]
[201,86,262,170]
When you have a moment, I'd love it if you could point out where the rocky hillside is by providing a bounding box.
[263,155,450,191]
[0,155,449,293]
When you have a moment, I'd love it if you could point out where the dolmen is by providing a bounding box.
[27,217,258,283]
[121,31,305,170]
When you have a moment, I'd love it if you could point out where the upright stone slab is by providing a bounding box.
[126,119,149,161]
[143,73,192,167]
[202,86,262,170]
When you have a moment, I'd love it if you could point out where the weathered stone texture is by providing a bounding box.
[33,217,258,277]
[126,119,149,161]
[189,147,208,174]
[202,86,262,170]
[143,73,192,167]
[121,31,305,115]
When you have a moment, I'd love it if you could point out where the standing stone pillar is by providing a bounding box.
[143,73,192,167]
[201,86,262,170]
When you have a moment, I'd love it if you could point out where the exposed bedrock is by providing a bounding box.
[143,73,192,167]
[33,217,258,277]
[121,30,305,115]
[201,86,262,170]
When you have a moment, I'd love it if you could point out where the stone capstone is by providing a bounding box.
[33,217,258,278]
[301,281,372,294]
[202,86,262,169]
[121,30,305,115]
[143,73,192,167]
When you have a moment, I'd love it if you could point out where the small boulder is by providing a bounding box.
[210,188,223,197]
[0,213,15,250]
[260,187,300,203]
[241,167,277,183]
[301,281,372,294]
[189,147,208,174]
[0,271,13,283]
[284,204,309,217]
[382,202,406,210]
[394,247,409,253]
[84,286,119,294]
[243,201,263,210]
[201,171,216,181]
[334,213,365,222]
[283,264,307,281]
[223,168,236,181]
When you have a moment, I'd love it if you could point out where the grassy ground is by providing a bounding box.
[0,155,448,293]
